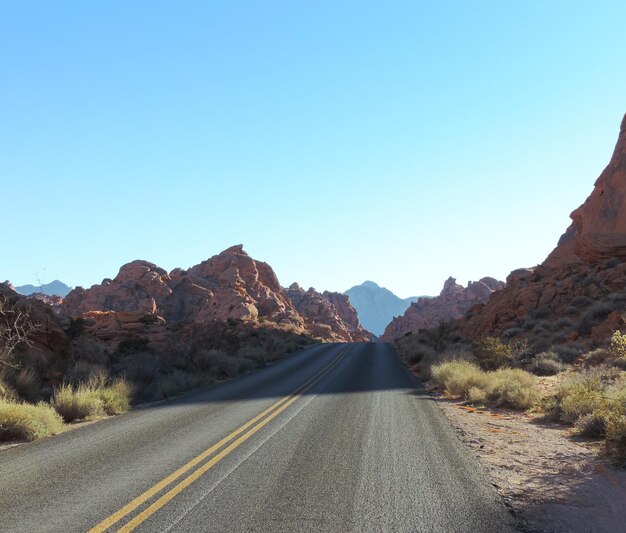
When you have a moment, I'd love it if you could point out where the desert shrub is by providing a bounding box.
[406,343,436,365]
[487,368,541,409]
[431,361,488,397]
[147,370,203,400]
[554,343,585,363]
[529,352,567,376]
[609,330,626,361]
[606,415,626,466]
[574,408,613,437]
[586,348,610,366]
[473,337,512,370]
[199,349,241,378]
[579,303,612,335]
[72,335,109,365]
[237,346,267,367]
[13,367,41,402]
[548,367,623,427]
[548,332,567,345]
[502,327,523,338]
[0,399,64,441]
[533,319,552,332]
[430,361,539,410]
[564,306,579,316]
[0,376,17,401]
[115,337,150,355]
[467,386,488,405]
[65,361,108,385]
[52,383,105,422]
[556,317,574,329]
[603,258,622,269]
[96,379,133,415]
[115,352,162,384]
[530,335,551,354]
[528,309,549,320]
[582,276,601,287]
[571,296,593,308]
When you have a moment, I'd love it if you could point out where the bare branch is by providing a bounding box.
[0,295,43,367]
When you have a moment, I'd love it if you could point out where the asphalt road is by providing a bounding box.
[0,342,520,532]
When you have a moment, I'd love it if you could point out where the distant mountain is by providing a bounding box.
[15,280,72,297]
[344,281,425,337]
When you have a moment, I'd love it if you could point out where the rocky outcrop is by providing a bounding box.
[546,114,626,267]
[382,277,504,340]
[456,113,626,347]
[61,246,366,346]
[344,281,420,336]
[285,284,371,342]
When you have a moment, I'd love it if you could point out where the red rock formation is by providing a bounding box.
[456,113,626,346]
[285,284,371,342]
[61,245,365,345]
[382,277,504,340]
[546,114,626,266]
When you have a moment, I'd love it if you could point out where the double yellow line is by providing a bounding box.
[89,344,353,533]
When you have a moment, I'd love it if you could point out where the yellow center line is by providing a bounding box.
[88,344,353,533]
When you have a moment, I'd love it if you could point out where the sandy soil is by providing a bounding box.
[434,393,626,533]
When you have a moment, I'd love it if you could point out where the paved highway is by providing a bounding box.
[0,342,520,532]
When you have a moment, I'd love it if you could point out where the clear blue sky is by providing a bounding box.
[2,1,625,297]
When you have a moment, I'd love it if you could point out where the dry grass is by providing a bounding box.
[0,399,64,441]
[431,360,540,410]
[52,376,133,422]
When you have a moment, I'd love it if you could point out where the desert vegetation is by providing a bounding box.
[395,319,626,465]
[0,289,316,443]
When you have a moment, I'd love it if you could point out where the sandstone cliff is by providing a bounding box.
[455,113,626,348]
[382,277,504,340]
[546,114,626,267]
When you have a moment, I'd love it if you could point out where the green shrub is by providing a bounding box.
[0,399,64,441]
[96,379,133,415]
[473,337,512,370]
[487,368,541,409]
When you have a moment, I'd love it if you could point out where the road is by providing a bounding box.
[0,342,520,532]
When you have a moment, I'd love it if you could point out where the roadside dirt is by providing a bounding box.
[434,393,626,532]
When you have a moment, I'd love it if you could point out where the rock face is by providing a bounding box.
[61,245,368,345]
[382,277,505,340]
[344,281,420,336]
[456,113,626,347]
[546,114,626,267]
[285,284,371,342]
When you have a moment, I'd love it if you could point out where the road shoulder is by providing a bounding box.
[433,396,626,532]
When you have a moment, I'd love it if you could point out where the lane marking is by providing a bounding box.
[89,344,353,533]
